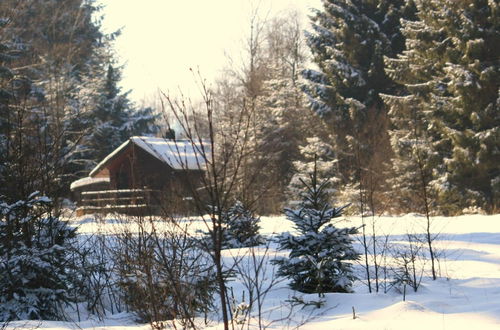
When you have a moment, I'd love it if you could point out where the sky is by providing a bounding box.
[100,0,321,103]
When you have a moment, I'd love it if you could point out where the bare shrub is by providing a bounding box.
[390,233,426,299]
[112,214,216,329]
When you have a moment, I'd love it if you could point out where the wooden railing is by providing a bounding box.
[76,188,161,216]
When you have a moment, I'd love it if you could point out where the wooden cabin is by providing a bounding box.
[71,137,206,215]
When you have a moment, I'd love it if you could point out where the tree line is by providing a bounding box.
[1,0,497,215]
[206,0,499,216]
[0,0,158,205]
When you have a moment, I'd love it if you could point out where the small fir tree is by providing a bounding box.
[223,201,264,248]
[287,138,341,206]
[273,162,359,295]
[0,193,79,321]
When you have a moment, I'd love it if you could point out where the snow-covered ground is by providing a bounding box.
[7,213,500,329]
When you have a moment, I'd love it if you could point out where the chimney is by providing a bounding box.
[164,128,175,140]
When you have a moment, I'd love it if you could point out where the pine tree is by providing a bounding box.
[302,0,416,183]
[223,201,264,248]
[0,193,79,321]
[83,64,158,167]
[0,0,114,199]
[273,162,359,295]
[384,0,500,213]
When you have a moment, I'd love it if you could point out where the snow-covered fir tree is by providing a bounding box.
[273,162,359,295]
[0,0,111,198]
[0,17,17,198]
[0,15,57,202]
[0,193,79,321]
[302,0,416,184]
[288,136,341,206]
[420,0,499,212]
[383,0,499,213]
[199,201,264,250]
[215,11,317,214]
[223,201,264,248]
[83,64,158,167]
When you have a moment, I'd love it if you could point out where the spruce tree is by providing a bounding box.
[302,0,416,183]
[83,64,158,167]
[223,201,264,248]
[287,138,341,206]
[0,18,15,186]
[0,0,114,199]
[0,193,79,321]
[215,11,316,214]
[0,15,57,202]
[273,162,359,295]
[384,0,500,213]
[425,0,499,212]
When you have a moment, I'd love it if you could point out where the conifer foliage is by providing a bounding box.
[84,64,158,168]
[0,193,79,321]
[273,162,359,295]
[383,0,500,213]
[287,137,341,206]
[223,201,264,249]
[302,0,415,182]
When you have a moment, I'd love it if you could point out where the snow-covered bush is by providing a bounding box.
[273,165,359,295]
[0,192,79,321]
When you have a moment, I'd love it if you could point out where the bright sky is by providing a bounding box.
[100,0,321,103]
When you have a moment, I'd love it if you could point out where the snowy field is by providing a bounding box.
[7,213,500,330]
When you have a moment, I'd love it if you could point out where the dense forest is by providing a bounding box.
[1,0,498,215]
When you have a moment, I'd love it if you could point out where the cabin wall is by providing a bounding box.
[133,146,173,190]
[106,147,134,189]
[136,147,205,201]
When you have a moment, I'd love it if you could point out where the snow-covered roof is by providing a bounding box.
[89,136,208,177]
[70,176,110,191]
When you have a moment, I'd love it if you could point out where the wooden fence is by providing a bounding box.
[76,189,161,216]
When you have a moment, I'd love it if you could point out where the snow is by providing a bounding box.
[81,189,151,195]
[70,177,110,191]
[6,213,500,329]
[131,137,208,171]
[89,136,208,177]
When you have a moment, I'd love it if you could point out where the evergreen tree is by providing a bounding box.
[288,137,341,206]
[0,0,113,199]
[0,193,79,321]
[0,1,158,193]
[215,11,318,214]
[0,18,16,190]
[251,13,315,213]
[0,15,57,202]
[302,0,416,183]
[273,162,359,295]
[83,64,158,167]
[223,201,264,248]
[384,0,500,213]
